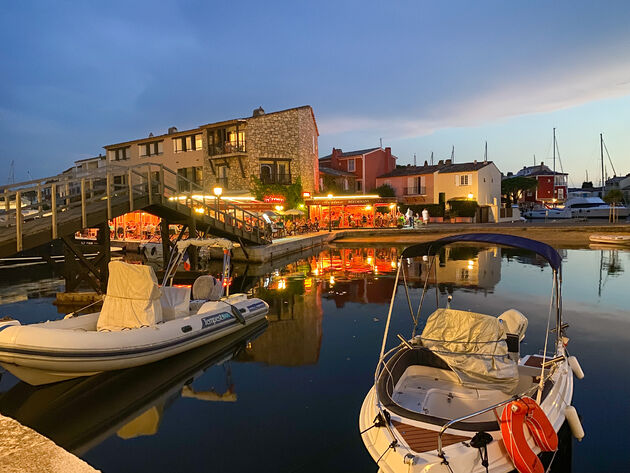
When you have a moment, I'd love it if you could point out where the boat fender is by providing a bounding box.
[500,397,558,473]
[564,406,584,441]
[568,356,584,379]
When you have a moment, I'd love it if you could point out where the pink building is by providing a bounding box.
[318,147,396,193]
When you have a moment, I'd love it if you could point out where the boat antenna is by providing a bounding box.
[413,153,417,166]
[451,145,455,163]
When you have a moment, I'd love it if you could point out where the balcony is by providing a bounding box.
[208,141,247,157]
[403,186,426,196]
[260,173,292,185]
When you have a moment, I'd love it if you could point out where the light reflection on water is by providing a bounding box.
[0,245,628,472]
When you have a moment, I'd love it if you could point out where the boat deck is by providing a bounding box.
[392,420,471,453]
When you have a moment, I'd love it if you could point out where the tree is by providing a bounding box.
[603,189,624,205]
[374,184,396,197]
[501,177,538,205]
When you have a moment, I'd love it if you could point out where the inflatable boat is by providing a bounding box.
[0,238,268,385]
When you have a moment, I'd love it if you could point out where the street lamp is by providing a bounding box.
[327,194,333,232]
[213,186,223,219]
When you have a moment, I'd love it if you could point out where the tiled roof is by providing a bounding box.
[377,165,442,178]
[525,169,568,177]
[319,166,356,177]
[437,161,493,174]
[319,147,380,160]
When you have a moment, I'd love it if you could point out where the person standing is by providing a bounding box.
[422,208,429,225]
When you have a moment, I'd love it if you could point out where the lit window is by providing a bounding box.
[139,141,163,157]
[108,147,130,161]
[195,134,202,150]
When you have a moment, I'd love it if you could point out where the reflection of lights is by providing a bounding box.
[367,256,373,265]
[277,279,286,290]
[304,278,312,289]
[389,204,396,209]
[391,260,397,268]
[327,194,333,199]
[313,268,319,276]
[329,275,335,285]
[467,259,475,270]
[374,268,379,274]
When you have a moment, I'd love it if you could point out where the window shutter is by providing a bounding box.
[468,174,472,185]
[455,175,459,186]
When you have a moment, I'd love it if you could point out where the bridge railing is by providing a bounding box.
[0,162,270,252]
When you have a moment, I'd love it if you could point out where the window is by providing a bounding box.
[139,141,163,157]
[357,180,363,191]
[108,147,130,161]
[173,134,203,153]
[177,167,203,191]
[456,174,472,186]
[557,188,564,200]
[347,159,355,172]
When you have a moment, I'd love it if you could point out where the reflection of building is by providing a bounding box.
[246,277,323,366]
[406,246,501,292]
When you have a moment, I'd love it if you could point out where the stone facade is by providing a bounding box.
[203,106,319,194]
[102,105,319,196]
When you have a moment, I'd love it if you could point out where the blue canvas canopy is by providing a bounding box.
[400,233,562,272]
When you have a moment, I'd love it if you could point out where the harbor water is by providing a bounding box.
[0,243,628,472]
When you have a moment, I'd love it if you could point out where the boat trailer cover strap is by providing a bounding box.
[420,308,519,393]
[400,233,562,271]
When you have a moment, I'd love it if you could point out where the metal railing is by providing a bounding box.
[0,162,270,253]
[260,173,292,185]
[208,141,247,156]
[403,186,426,196]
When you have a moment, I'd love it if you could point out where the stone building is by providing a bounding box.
[102,105,319,195]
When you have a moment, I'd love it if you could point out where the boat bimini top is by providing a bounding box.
[375,233,565,407]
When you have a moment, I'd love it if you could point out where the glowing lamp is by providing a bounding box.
[327,194,333,199]
[467,193,474,199]
[213,187,223,197]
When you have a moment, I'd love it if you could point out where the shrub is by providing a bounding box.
[374,184,396,197]
[448,199,479,217]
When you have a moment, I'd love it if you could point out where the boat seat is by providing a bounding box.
[192,275,223,301]
[161,286,191,321]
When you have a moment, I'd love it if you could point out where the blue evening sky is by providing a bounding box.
[1,0,630,185]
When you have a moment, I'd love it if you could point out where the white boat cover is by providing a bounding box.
[160,286,191,321]
[420,309,519,393]
[97,262,163,331]
[176,238,233,252]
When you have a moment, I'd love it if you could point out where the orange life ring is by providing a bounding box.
[500,396,558,473]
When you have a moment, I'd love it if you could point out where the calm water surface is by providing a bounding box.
[0,244,628,472]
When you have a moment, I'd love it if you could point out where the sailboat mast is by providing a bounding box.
[553,128,556,200]
[484,141,487,162]
[600,133,605,192]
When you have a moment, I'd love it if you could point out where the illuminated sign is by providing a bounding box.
[302,191,311,198]
[264,195,285,204]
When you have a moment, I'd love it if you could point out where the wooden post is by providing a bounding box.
[51,183,58,239]
[4,190,9,228]
[37,184,43,218]
[128,169,134,211]
[106,172,112,220]
[81,179,87,228]
[65,182,70,207]
[161,219,170,269]
[147,166,153,204]
[16,191,22,252]
[159,164,165,201]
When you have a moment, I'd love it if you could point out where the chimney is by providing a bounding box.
[540,161,544,166]
[168,126,178,134]
[424,160,428,166]
[149,132,154,137]
[438,159,444,166]
[331,148,341,169]
[252,106,265,117]
[445,159,452,165]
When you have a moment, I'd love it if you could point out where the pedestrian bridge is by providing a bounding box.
[0,163,270,259]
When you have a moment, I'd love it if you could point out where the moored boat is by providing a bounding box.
[589,234,630,246]
[0,238,268,385]
[359,233,583,473]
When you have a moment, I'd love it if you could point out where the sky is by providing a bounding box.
[1,0,630,186]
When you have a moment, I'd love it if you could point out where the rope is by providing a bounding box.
[376,440,398,465]
[544,448,559,473]
[537,272,556,404]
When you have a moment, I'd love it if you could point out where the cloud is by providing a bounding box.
[318,55,630,141]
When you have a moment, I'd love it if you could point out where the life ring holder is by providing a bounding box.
[500,396,558,473]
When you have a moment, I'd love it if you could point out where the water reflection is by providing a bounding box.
[0,320,267,455]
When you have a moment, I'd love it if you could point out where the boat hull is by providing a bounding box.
[359,354,574,473]
[0,296,268,385]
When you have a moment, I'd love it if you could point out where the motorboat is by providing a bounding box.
[521,206,571,219]
[0,238,269,385]
[0,318,267,455]
[589,234,630,246]
[359,233,584,473]
[564,197,628,219]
